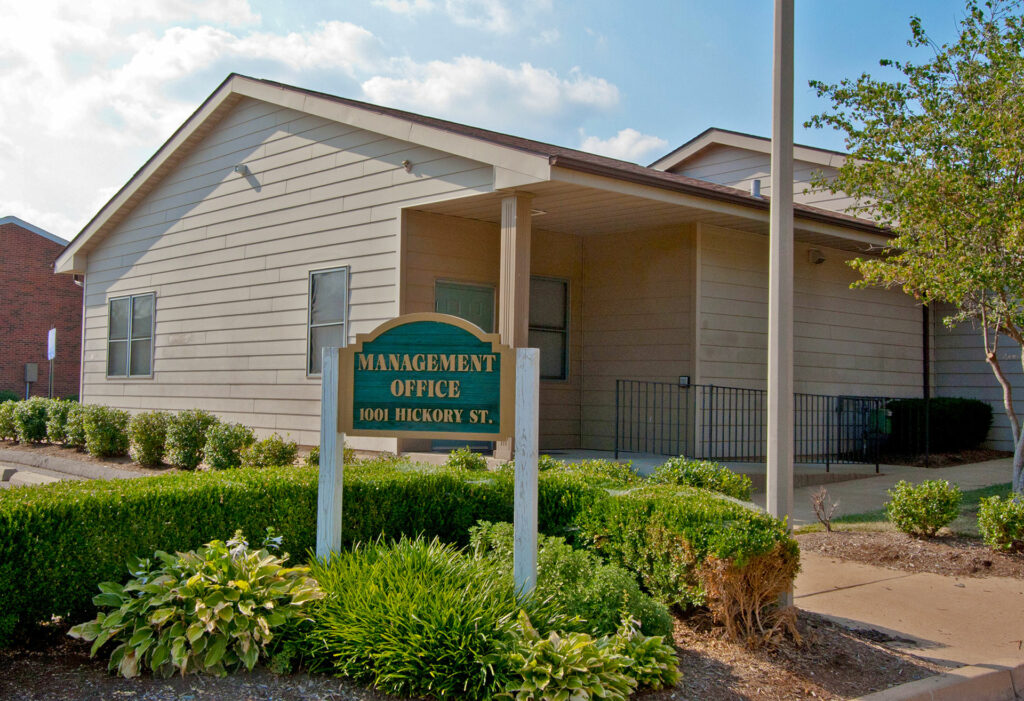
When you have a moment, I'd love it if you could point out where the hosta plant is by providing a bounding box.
[504,611,636,701]
[68,529,322,678]
[613,616,680,690]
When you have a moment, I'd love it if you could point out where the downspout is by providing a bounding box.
[922,304,930,466]
[78,273,87,402]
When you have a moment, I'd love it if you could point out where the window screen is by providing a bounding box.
[528,277,569,380]
[107,293,154,377]
[308,267,349,375]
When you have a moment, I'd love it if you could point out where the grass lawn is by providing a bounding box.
[796,482,1013,537]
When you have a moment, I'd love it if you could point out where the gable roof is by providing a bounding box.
[649,127,849,172]
[56,75,882,273]
[0,215,67,245]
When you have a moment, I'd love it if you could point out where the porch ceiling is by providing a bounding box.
[413,180,886,254]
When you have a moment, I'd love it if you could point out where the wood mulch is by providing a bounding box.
[881,448,1011,468]
[798,530,1024,579]
[0,610,947,701]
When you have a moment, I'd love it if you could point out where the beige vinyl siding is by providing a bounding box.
[81,96,493,447]
[670,144,857,214]
[933,304,1023,451]
[581,225,695,451]
[698,225,922,397]
[400,209,583,449]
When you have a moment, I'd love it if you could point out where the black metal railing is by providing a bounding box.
[614,380,934,470]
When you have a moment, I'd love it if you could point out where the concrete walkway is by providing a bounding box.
[752,457,1014,526]
[0,447,145,488]
[797,551,1024,668]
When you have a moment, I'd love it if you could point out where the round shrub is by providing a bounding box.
[0,390,19,403]
[83,405,130,458]
[446,446,488,471]
[978,495,1024,552]
[0,400,18,440]
[45,399,75,444]
[651,457,753,500]
[14,397,49,443]
[305,444,355,467]
[64,403,87,449]
[166,409,219,470]
[204,422,256,470]
[242,433,298,468]
[885,479,962,537]
[128,410,169,466]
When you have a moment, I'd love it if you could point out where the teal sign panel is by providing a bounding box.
[339,313,514,440]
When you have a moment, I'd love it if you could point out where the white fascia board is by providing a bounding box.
[233,78,551,182]
[55,78,240,273]
[652,128,850,172]
[549,165,886,248]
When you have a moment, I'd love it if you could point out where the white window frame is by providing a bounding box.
[529,276,570,382]
[307,266,350,377]
[106,292,156,379]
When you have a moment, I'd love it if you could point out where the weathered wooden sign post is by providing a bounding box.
[317,313,539,592]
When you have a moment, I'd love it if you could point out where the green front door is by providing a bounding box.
[434,281,496,453]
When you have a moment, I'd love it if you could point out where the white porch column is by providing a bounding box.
[767,0,795,569]
[496,193,532,461]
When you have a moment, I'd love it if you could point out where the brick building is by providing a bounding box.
[1,216,82,399]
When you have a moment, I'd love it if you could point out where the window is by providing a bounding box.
[308,267,349,375]
[528,277,569,380]
[107,293,154,377]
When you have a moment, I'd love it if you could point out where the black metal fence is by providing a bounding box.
[614,379,933,470]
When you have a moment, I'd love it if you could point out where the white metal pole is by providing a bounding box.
[316,346,345,559]
[513,348,539,594]
[767,0,795,554]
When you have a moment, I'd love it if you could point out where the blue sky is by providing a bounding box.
[0,0,971,239]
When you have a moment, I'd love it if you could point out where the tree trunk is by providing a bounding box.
[984,342,1021,493]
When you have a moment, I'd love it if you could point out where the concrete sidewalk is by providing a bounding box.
[797,550,1024,668]
[752,458,1014,526]
[0,447,146,487]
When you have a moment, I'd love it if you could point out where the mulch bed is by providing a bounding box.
[798,530,1024,578]
[0,440,171,475]
[0,611,947,701]
[880,448,1011,468]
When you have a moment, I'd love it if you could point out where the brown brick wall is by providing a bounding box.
[0,222,82,398]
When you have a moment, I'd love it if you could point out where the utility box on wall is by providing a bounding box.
[24,363,38,383]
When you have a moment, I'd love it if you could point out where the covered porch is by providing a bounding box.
[394,168,898,459]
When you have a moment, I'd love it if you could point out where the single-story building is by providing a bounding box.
[53,74,1021,457]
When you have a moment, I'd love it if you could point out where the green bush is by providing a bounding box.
[0,390,19,403]
[505,612,636,701]
[307,537,558,699]
[576,484,798,609]
[128,411,169,467]
[614,619,681,691]
[885,479,963,537]
[305,444,357,467]
[651,457,753,500]
[242,433,298,468]
[166,409,219,470]
[0,400,18,440]
[45,399,75,444]
[446,446,489,471]
[83,405,130,458]
[470,520,673,637]
[64,403,87,449]
[502,456,640,488]
[69,529,321,678]
[978,495,1024,552]
[14,397,49,443]
[203,422,256,471]
[887,397,993,453]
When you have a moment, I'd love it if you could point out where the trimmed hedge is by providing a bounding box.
[887,397,993,454]
[0,461,796,648]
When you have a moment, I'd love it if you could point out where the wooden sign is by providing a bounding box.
[338,313,514,441]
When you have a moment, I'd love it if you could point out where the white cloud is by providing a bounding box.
[444,0,514,33]
[536,28,560,45]
[372,0,435,14]
[579,128,669,163]
[363,58,618,127]
[0,1,618,237]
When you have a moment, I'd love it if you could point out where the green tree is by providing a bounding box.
[807,0,1024,492]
